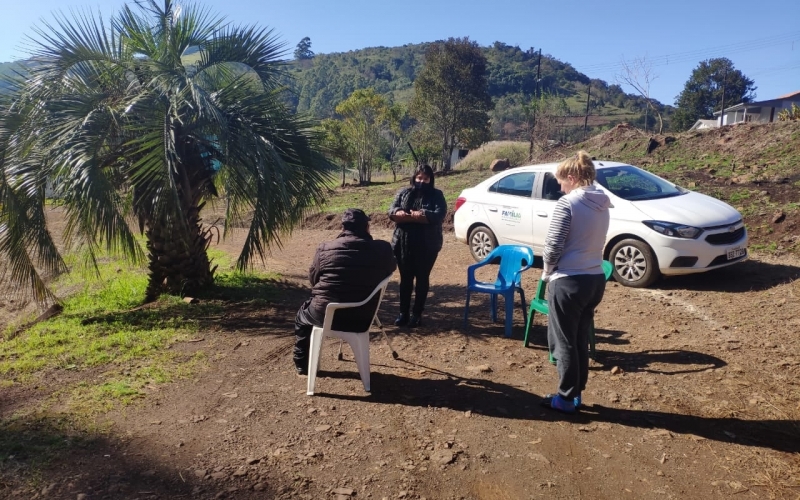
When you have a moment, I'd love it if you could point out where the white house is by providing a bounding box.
[450,148,469,167]
[713,90,800,126]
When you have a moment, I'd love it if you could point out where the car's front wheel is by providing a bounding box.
[468,225,497,261]
[609,238,660,288]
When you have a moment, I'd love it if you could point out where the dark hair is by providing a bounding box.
[341,208,370,230]
[409,164,435,189]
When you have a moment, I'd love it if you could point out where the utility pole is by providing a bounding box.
[583,82,592,139]
[529,48,543,158]
[535,48,542,99]
[719,67,728,127]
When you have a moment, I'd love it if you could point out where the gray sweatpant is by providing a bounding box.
[547,274,607,399]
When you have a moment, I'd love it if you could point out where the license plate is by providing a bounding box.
[726,246,745,260]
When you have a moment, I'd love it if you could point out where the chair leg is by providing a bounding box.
[347,334,371,393]
[504,292,514,338]
[518,289,528,327]
[523,308,536,348]
[307,326,325,396]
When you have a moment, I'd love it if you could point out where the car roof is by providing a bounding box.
[513,160,631,171]
[474,160,633,186]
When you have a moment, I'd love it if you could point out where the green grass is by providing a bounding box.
[727,189,753,205]
[0,250,282,415]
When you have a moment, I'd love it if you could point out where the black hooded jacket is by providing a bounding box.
[305,229,397,331]
[388,185,447,264]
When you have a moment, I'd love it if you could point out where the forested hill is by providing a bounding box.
[283,41,669,139]
[0,61,21,92]
[0,41,669,139]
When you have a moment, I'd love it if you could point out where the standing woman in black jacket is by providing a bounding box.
[388,164,447,328]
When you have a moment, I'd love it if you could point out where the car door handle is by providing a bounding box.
[536,211,548,217]
[488,207,498,212]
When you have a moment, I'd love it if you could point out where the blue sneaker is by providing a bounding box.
[540,394,576,414]
[574,395,582,409]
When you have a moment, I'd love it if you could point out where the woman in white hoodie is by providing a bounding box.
[540,151,611,415]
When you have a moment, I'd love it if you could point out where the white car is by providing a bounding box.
[453,161,748,287]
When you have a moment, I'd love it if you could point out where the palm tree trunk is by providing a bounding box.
[144,206,214,301]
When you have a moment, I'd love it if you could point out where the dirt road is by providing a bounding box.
[2,225,799,499]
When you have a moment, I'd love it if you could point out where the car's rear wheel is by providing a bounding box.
[609,239,659,288]
[468,225,497,261]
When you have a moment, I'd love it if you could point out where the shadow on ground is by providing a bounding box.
[655,258,800,292]
[0,417,248,498]
[591,348,727,375]
[316,368,800,454]
[72,277,309,337]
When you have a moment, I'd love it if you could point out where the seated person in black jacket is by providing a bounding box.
[293,208,397,375]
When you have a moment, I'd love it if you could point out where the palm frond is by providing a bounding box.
[197,24,288,92]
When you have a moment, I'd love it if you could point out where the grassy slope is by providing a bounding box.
[316,121,800,254]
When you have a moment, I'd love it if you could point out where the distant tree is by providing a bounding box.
[673,58,756,131]
[617,55,664,134]
[382,104,409,182]
[294,37,315,60]
[410,37,492,171]
[524,92,571,158]
[335,88,391,184]
[319,119,353,187]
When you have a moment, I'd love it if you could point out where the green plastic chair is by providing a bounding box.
[522,261,613,363]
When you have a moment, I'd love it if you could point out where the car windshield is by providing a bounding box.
[595,165,687,201]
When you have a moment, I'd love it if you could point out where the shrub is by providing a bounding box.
[778,103,800,121]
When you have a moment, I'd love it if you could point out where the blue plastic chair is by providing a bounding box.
[523,260,614,362]
[464,245,535,338]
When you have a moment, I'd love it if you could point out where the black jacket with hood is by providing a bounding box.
[388,185,447,264]
[305,229,396,331]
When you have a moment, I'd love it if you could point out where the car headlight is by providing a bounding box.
[642,221,703,239]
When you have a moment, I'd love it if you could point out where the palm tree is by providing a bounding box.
[0,0,332,303]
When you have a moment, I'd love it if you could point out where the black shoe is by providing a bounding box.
[408,314,422,328]
[394,313,409,326]
[294,361,308,376]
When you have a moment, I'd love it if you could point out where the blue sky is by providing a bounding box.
[2,0,799,106]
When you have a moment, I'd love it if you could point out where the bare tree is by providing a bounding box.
[525,92,570,161]
[617,56,663,134]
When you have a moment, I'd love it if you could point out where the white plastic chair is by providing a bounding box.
[306,275,393,395]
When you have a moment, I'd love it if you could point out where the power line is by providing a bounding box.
[747,61,800,77]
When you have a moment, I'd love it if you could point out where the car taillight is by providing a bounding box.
[454,196,466,213]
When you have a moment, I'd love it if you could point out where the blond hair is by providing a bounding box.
[555,150,596,186]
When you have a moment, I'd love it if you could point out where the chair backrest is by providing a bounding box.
[493,245,535,288]
[535,259,613,302]
[602,260,613,280]
[323,275,392,333]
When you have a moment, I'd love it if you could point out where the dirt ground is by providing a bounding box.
[2,218,800,499]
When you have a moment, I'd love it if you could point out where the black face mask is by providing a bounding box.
[413,181,431,192]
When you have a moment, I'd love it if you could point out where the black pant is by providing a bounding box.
[547,274,607,399]
[398,250,439,316]
[294,300,321,366]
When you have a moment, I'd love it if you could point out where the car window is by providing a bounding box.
[488,172,536,198]
[541,172,564,201]
[596,166,686,201]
